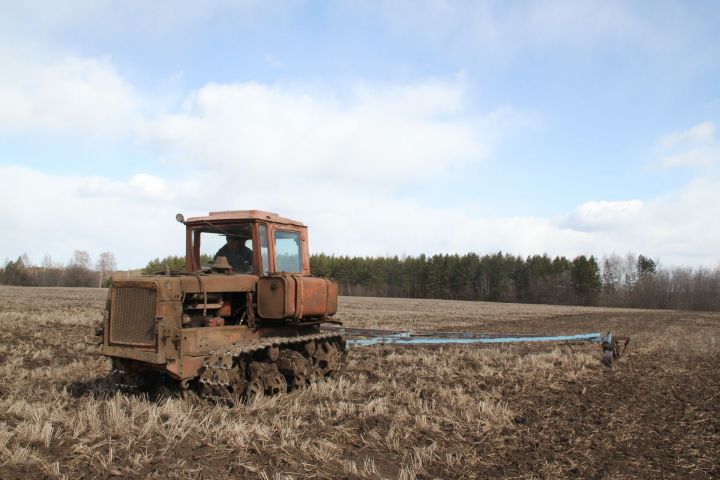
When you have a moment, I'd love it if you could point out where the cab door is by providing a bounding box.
[269,226,309,275]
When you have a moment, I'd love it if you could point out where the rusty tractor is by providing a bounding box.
[98,210,345,401]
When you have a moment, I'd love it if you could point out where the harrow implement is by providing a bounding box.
[324,325,630,366]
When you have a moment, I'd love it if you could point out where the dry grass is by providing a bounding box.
[0,286,718,479]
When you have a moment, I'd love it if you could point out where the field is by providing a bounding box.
[0,286,718,479]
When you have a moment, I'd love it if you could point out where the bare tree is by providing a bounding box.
[622,253,637,303]
[96,251,117,287]
[71,250,92,269]
[41,254,55,269]
[601,254,623,306]
[38,254,62,286]
[65,250,95,287]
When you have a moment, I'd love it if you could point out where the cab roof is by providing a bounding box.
[185,210,305,227]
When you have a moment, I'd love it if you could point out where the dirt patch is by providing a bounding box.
[483,351,720,478]
[0,287,718,479]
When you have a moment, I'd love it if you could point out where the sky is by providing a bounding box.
[1,0,719,269]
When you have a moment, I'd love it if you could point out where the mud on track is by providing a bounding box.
[0,287,718,479]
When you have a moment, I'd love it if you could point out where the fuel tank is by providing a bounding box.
[256,273,338,319]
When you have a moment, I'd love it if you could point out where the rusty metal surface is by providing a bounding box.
[109,285,157,346]
[257,274,338,319]
[298,276,338,318]
[160,328,341,381]
[178,274,258,294]
[101,344,163,364]
[256,276,289,318]
[197,332,344,401]
[100,209,342,396]
[185,210,305,227]
[180,325,262,356]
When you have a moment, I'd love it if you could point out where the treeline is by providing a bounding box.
[311,252,720,311]
[0,251,117,288]
[5,249,718,311]
[143,254,213,274]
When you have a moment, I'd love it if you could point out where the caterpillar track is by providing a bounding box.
[198,333,345,403]
[109,333,345,403]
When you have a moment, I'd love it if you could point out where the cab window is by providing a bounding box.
[195,225,254,272]
[258,224,270,275]
[274,230,301,272]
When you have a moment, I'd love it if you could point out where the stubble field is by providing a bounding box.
[0,286,718,479]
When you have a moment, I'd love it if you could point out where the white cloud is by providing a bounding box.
[2,164,718,269]
[0,49,542,269]
[0,0,664,55]
[0,1,265,38]
[0,165,192,268]
[658,121,719,169]
[660,121,715,149]
[661,148,719,168]
[263,54,283,68]
[143,80,521,187]
[0,43,716,269]
[0,49,141,136]
[365,0,664,55]
[76,174,175,201]
[561,200,644,232]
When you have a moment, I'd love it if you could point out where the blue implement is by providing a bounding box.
[321,325,629,365]
[345,331,604,347]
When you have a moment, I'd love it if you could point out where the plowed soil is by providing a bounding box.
[0,286,718,479]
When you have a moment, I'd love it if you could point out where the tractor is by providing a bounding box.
[98,210,344,400]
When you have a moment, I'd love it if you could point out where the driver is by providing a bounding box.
[215,235,253,273]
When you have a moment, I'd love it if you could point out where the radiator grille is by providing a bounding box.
[109,286,157,346]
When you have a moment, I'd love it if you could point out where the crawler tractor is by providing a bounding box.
[98,210,345,400]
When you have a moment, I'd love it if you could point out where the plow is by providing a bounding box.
[325,325,630,367]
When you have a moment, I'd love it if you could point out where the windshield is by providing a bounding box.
[195,224,254,273]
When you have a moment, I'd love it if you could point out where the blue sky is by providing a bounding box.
[1,1,719,269]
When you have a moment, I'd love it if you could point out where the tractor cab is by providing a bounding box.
[181,210,311,276]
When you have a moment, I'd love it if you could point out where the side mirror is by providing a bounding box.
[176,213,185,224]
